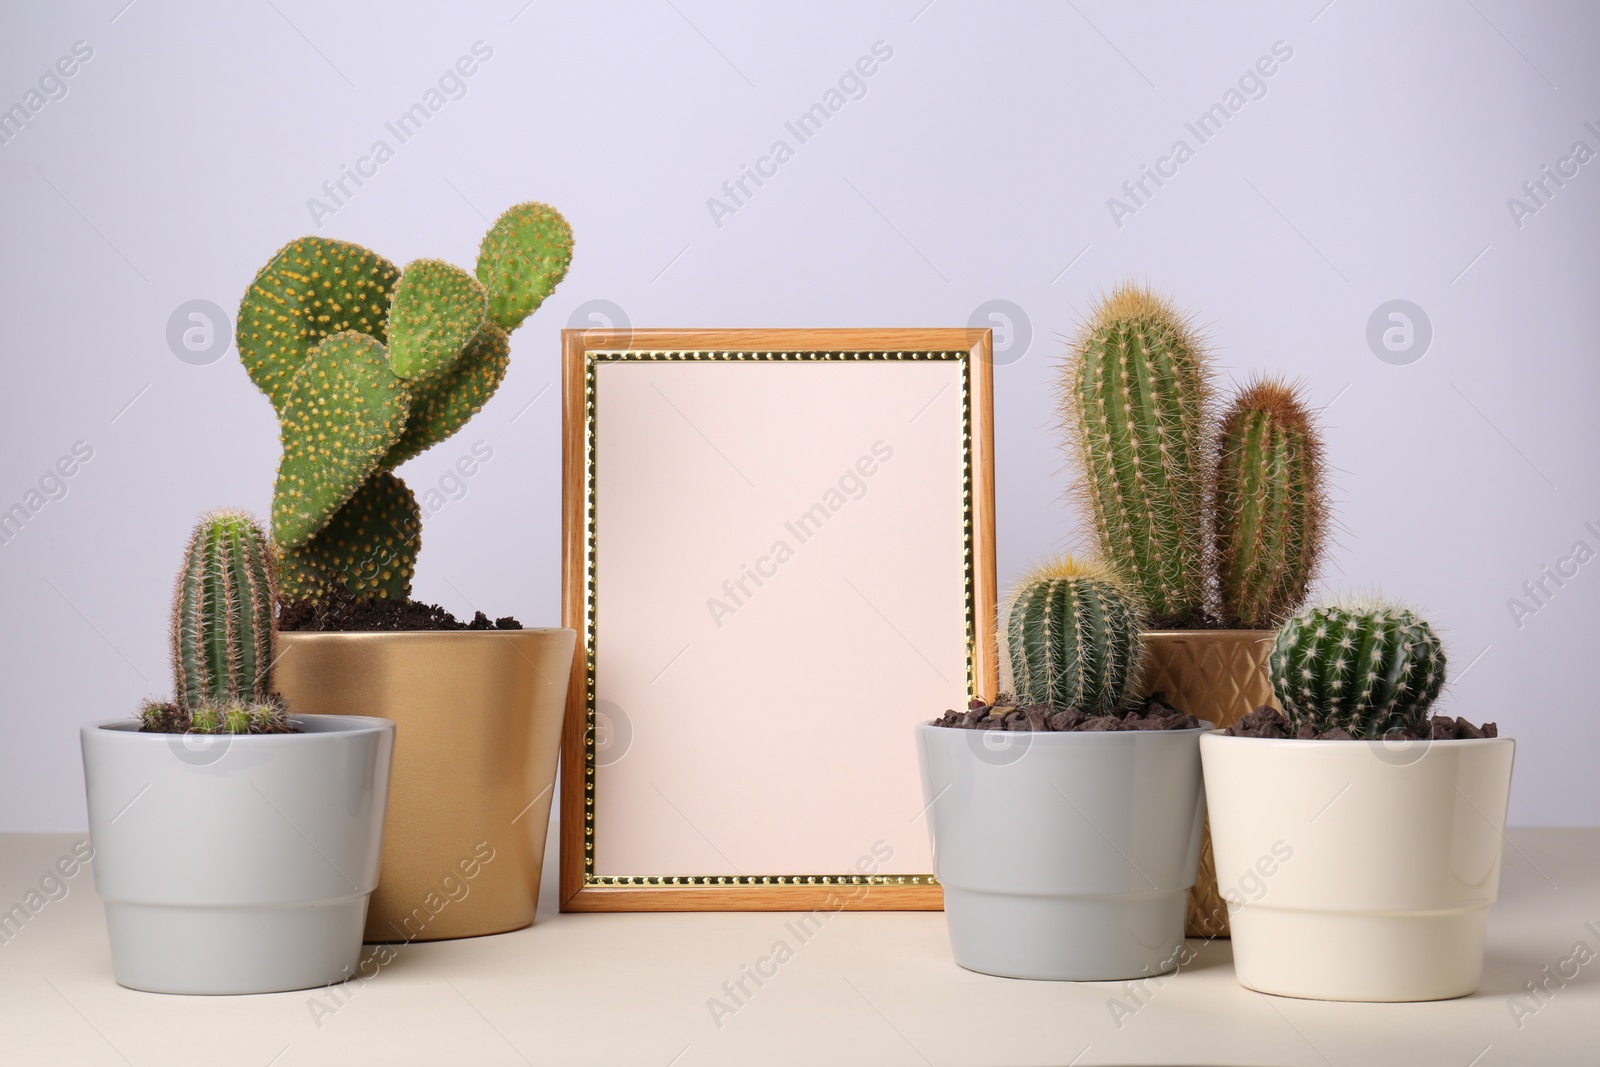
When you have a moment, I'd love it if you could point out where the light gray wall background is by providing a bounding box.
[2,0,1596,831]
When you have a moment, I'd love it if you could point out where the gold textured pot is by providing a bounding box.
[275,629,576,942]
[1140,629,1276,939]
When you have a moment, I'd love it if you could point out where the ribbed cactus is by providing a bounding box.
[1005,557,1145,714]
[1269,600,1446,738]
[236,202,572,602]
[1064,285,1212,624]
[156,510,289,734]
[1215,378,1328,629]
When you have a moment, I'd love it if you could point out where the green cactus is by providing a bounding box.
[477,202,574,332]
[283,471,422,600]
[242,202,572,604]
[383,323,511,467]
[1269,600,1446,738]
[1215,378,1328,629]
[1064,284,1212,624]
[387,259,487,382]
[1005,557,1145,715]
[272,331,411,548]
[237,237,401,414]
[156,510,289,734]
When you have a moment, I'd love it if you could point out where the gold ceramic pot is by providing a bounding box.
[275,629,575,942]
[1141,629,1276,939]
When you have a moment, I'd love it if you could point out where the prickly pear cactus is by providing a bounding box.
[476,202,573,332]
[272,331,410,548]
[1215,378,1327,629]
[281,471,422,601]
[1005,557,1145,715]
[386,259,487,382]
[1269,600,1446,738]
[1065,285,1212,624]
[242,202,572,604]
[237,237,400,414]
[172,509,278,709]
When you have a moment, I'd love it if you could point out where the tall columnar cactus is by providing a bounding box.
[1064,285,1212,624]
[1215,378,1328,629]
[236,202,573,602]
[1005,557,1145,714]
[151,509,288,734]
[1268,600,1446,738]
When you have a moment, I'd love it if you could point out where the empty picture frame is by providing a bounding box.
[560,329,996,911]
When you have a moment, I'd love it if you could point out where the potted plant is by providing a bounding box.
[80,511,394,994]
[916,558,1209,980]
[235,202,577,941]
[1202,599,1514,1001]
[1062,284,1329,936]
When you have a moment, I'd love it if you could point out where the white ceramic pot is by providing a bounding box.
[1201,732,1515,1002]
[916,722,1208,981]
[80,715,395,995]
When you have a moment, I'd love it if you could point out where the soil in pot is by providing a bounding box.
[279,590,523,632]
[931,692,1203,733]
[1224,706,1499,740]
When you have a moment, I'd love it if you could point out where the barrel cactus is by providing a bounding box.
[1063,284,1212,625]
[1005,557,1145,715]
[1268,600,1446,738]
[1215,378,1328,629]
[236,202,573,603]
[144,510,288,734]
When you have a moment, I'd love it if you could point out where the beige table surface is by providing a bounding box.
[0,828,1595,1066]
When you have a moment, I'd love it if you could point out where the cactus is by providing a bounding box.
[1064,284,1212,624]
[237,238,401,414]
[477,202,574,332]
[240,202,571,603]
[1268,600,1446,738]
[1215,378,1328,629]
[158,510,289,734]
[1005,557,1145,715]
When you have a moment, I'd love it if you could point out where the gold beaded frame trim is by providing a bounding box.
[559,330,997,911]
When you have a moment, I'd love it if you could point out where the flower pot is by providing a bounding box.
[1142,629,1275,938]
[1201,731,1516,1001]
[80,715,394,995]
[275,629,575,941]
[916,721,1209,981]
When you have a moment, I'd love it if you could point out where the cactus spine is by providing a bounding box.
[1065,285,1212,624]
[1269,600,1446,738]
[157,510,288,734]
[237,202,572,603]
[1006,557,1145,714]
[1215,378,1328,628]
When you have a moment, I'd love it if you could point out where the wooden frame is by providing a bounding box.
[560,329,997,911]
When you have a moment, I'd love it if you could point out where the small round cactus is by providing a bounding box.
[1269,599,1446,738]
[1005,557,1145,715]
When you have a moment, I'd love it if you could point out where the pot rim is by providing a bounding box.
[918,720,1216,738]
[84,713,395,739]
[1199,730,1514,748]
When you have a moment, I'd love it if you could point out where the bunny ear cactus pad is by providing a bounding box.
[1005,556,1145,715]
[273,331,410,547]
[387,259,487,382]
[237,237,401,414]
[1065,284,1213,625]
[476,202,573,332]
[1269,600,1447,738]
[295,471,422,600]
[1215,377,1328,629]
[383,322,511,468]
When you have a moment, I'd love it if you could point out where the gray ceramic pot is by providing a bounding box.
[916,721,1209,980]
[81,715,394,994]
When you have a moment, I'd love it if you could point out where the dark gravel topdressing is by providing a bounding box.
[932,692,1203,732]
